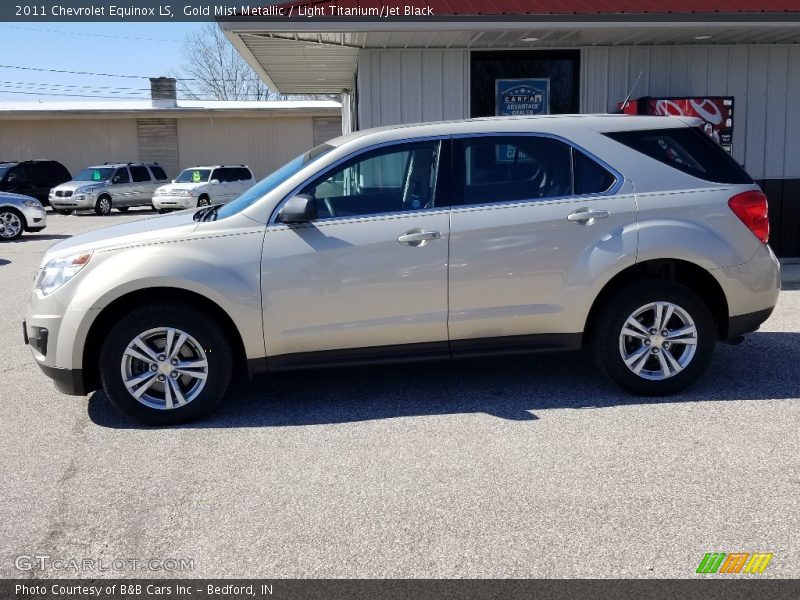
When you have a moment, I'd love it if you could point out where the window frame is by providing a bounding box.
[269,137,452,225]
[451,132,621,208]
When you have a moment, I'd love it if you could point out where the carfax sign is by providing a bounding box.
[495,78,550,116]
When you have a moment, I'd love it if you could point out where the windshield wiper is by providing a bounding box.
[193,204,221,222]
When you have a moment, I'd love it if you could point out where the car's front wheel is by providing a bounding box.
[0,207,24,241]
[592,280,715,396]
[99,304,233,425]
[95,195,112,216]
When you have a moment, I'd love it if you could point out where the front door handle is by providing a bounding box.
[397,229,441,246]
[567,208,610,225]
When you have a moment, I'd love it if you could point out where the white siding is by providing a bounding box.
[358,49,470,129]
[0,119,138,176]
[581,45,800,179]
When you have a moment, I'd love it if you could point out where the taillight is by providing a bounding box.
[728,190,769,244]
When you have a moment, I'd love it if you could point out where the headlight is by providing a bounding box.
[23,199,41,208]
[75,186,99,195]
[175,190,194,197]
[35,252,93,296]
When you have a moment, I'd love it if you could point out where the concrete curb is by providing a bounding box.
[780,261,800,285]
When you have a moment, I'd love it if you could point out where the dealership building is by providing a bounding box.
[222,0,800,257]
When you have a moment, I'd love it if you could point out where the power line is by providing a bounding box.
[0,89,153,100]
[0,80,151,92]
[0,24,181,43]
[0,64,194,80]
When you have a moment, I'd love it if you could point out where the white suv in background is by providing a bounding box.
[152,165,255,211]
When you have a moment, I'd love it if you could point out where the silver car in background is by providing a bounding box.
[0,191,47,241]
[24,115,780,425]
[50,163,169,215]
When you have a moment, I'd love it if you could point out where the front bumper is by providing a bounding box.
[22,206,47,231]
[152,195,195,209]
[37,362,87,395]
[25,298,96,396]
[50,195,96,210]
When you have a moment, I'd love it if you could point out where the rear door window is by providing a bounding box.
[456,137,573,205]
[605,127,752,184]
[130,165,151,182]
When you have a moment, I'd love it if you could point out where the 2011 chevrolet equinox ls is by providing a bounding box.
[24,115,780,425]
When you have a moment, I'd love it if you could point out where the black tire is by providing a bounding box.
[99,304,233,425]
[55,209,73,216]
[591,280,716,396]
[0,207,25,241]
[95,195,112,216]
[116,206,130,213]
[197,195,210,207]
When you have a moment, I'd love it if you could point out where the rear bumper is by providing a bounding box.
[725,307,775,342]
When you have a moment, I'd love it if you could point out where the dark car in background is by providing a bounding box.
[0,160,71,206]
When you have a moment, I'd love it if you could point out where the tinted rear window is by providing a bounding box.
[605,127,752,184]
[573,151,616,194]
[130,165,151,182]
[149,165,167,180]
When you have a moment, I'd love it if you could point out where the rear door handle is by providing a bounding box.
[397,229,441,246]
[567,208,610,225]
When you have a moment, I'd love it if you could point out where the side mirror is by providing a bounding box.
[276,194,317,223]
[210,179,220,185]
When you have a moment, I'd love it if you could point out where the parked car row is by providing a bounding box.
[49,163,254,215]
[0,159,256,239]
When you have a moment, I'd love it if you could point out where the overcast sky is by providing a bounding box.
[0,22,207,102]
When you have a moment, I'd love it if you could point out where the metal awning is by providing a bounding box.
[221,3,800,93]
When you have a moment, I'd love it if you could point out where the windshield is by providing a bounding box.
[0,166,10,180]
[74,167,113,182]
[216,143,335,220]
[175,168,211,184]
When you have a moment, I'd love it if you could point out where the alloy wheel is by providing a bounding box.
[120,327,209,410]
[618,301,698,381]
[0,210,22,239]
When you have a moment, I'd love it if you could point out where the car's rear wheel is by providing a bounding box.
[591,280,715,395]
[99,304,233,425]
[0,208,24,240]
[95,195,112,216]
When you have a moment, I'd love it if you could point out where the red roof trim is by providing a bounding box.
[275,0,800,15]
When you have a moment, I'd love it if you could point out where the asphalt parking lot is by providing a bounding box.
[1,209,798,579]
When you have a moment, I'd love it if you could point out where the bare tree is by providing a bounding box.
[174,24,283,101]
[174,25,339,102]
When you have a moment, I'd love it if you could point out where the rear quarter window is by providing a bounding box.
[605,127,752,184]
[149,165,168,181]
